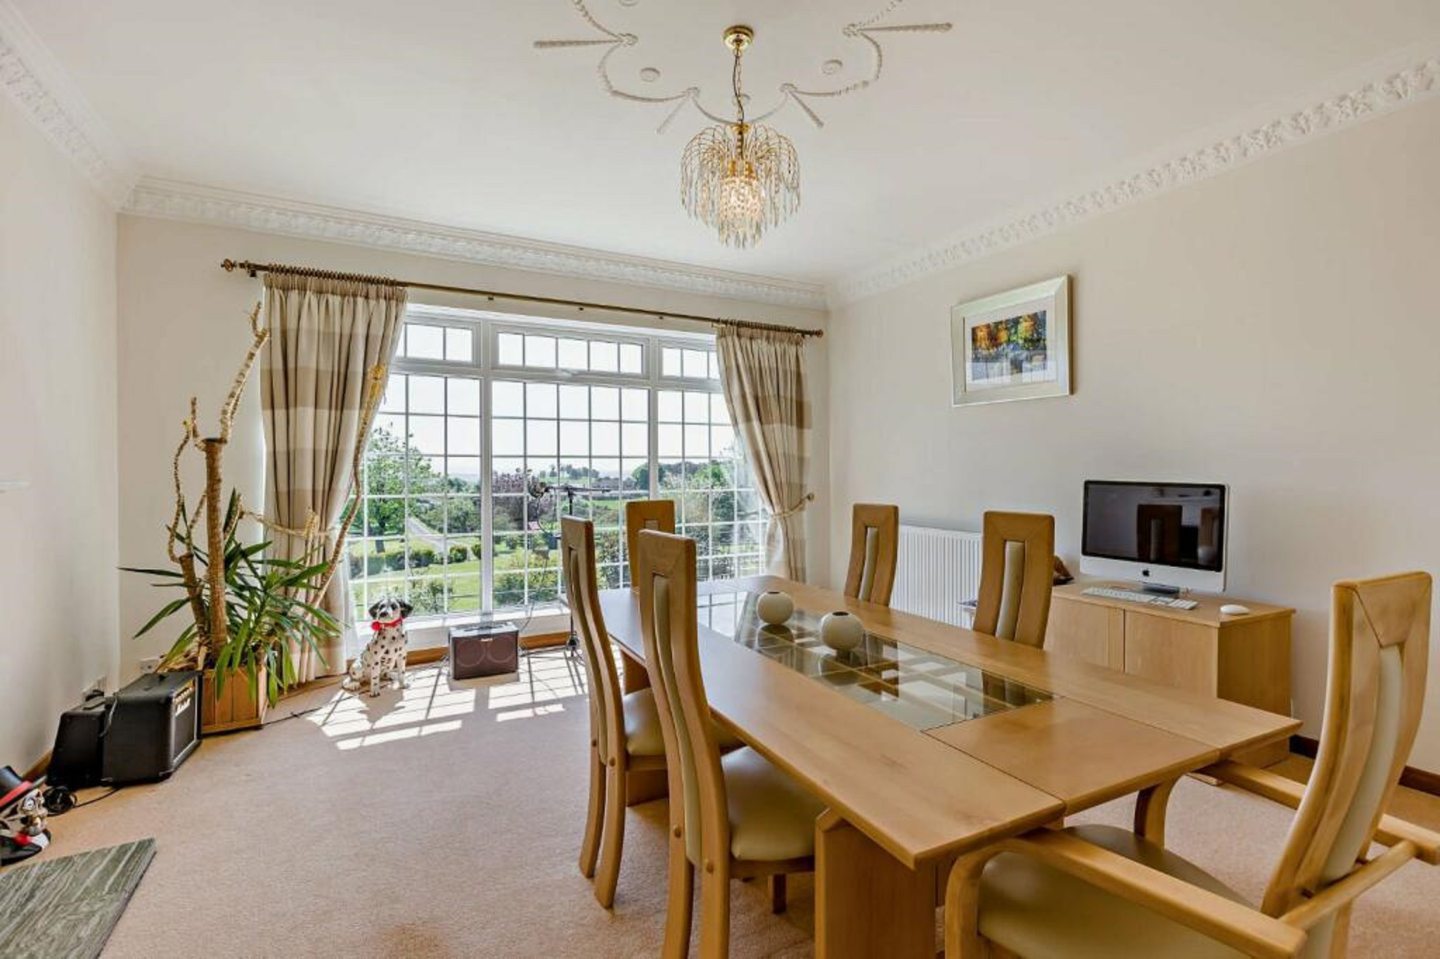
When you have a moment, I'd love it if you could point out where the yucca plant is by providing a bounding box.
[125,490,340,705]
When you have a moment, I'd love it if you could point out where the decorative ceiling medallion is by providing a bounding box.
[535,1,951,133]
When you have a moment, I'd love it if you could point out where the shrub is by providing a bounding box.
[471,543,484,561]
[449,545,469,564]
[384,551,406,572]
[366,554,387,576]
[348,554,362,577]
[410,546,436,569]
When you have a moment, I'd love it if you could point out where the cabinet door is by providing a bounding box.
[1045,599,1124,670]
[1123,615,1217,694]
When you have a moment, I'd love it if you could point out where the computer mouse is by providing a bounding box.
[1219,604,1251,616]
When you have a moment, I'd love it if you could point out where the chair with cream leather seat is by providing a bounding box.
[625,499,675,587]
[973,510,1055,648]
[945,570,1440,959]
[637,529,824,959]
[561,516,667,909]
[844,503,900,606]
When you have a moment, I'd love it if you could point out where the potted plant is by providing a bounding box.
[124,305,383,732]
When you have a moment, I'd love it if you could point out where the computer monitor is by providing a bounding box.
[1080,481,1228,593]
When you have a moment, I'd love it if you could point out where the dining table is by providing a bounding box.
[598,575,1301,958]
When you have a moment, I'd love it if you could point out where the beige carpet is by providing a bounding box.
[41,654,1440,957]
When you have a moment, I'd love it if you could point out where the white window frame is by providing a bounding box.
[352,305,759,632]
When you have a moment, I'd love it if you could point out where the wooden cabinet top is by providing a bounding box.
[1053,581,1294,628]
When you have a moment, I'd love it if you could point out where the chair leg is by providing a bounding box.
[578,744,605,879]
[662,834,694,959]
[594,757,627,908]
[769,873,787,914]
[699,858,731,959]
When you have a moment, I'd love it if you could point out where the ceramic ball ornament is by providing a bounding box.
[820,611,865,653]
[756,590,794,625]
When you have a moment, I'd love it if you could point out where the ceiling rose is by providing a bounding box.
[535,1,952,245]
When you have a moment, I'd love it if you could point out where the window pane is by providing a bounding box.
[447,417,481,456]
[684,391,708,422]
[493,419,524,455]
[621,388,647,422]
[559,384,589,419]
[409,415,446,454]
[445,327,473,362]
[408,324,445,360]
[592,386,619,421]
[525,335,556,368]
[658,424,682,457]
[526,382,558,418]
[708,352,721,380]
[622,422,648,457]
[620,342,643,374]
[558,338,588,370]
[682,349,708,378]
[448,378,481,416]
[662,347,682,377]
[657,390,682,422]
[381,374,407,412]
[590,340,618,373]
[710,393,729,424]
[410,375,445,415]
[526,420,558,456]
[593,421,620,457]
[559,420,589,456]
[492,380,524,417]
[446,457,481,493]
[497,332,523,366]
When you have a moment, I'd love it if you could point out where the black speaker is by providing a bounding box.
[48,696,112,791]
[449,623,519,680]
[102,671,201,785]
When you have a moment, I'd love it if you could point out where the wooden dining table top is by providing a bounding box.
[598,575,1300,870]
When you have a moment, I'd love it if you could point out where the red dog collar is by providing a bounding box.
[0,780,33,809]
[371,616,405,633]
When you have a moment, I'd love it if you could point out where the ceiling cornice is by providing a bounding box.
[124,178,829,311]
[831,47,1440,305]
[0,1,136,205]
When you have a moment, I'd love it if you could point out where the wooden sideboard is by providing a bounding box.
[1046,582,1294,765]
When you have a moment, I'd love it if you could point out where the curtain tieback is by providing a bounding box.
[772,492,815,520]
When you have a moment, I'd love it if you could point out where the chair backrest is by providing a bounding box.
[636,529,727,867]
[625,499,676,589]
[973,511,1055,647]
[1262,572,1431,952]
[844,503,900,606]
[561,517,624,765]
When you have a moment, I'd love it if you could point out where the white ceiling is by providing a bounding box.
[13,0,1440,287]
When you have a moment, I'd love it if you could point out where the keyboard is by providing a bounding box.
[1081,586,1199,610]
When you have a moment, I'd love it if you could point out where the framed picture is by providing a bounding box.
[950,275,1071,407]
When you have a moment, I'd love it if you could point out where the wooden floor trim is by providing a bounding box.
[1291,735,1440,796]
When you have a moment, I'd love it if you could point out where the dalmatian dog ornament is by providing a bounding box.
[344,597,413,697]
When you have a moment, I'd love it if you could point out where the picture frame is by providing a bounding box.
[950,275,1071,407]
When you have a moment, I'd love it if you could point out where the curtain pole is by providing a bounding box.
[220,259,823,339]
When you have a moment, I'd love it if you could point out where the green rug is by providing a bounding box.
[0,839,156,959]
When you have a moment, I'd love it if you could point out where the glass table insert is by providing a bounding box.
[697,591,1052,731]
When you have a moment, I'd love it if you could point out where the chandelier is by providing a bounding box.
[680,26,799,249]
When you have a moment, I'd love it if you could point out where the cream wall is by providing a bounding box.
[115,216,829,680]
[0,94,119,769]
[826,96,1440,770]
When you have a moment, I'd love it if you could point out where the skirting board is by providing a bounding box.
[1290,735,1440,797]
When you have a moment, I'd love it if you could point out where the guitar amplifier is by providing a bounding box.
[448,623,520,680]
[101,671,201,785]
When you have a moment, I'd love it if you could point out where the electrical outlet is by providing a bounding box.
[139,656,162,675]
[83,674,108,699]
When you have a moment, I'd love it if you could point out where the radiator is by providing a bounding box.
[892,524,983,628]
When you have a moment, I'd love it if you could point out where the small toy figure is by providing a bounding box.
[343,597,413,697]
[1,765,51,866]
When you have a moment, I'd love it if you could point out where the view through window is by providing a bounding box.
[347,310,764,625]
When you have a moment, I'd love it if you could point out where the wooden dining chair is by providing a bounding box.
[945,570,1439,959]
[844,503,900,606]
[625,499,676,588]
[636,529,825,959]
[972,511,1055,648]
[560,516,667,909]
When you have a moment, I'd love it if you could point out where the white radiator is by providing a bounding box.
[892,524,983,628]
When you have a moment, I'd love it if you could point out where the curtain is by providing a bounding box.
[716,325,813,581]
[261,273,406,681]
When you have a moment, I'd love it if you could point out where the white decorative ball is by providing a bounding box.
[820,611,865,653]
[756,590,794,626]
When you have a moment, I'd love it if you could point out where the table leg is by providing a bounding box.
[815,810,936,959]
[619,645,650,694]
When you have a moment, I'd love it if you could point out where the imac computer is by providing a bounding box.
[1080,480,1228,594]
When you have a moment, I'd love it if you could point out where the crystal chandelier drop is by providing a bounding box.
[681,26,799,249]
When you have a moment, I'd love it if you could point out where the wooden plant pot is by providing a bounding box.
[201,666,268,734]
